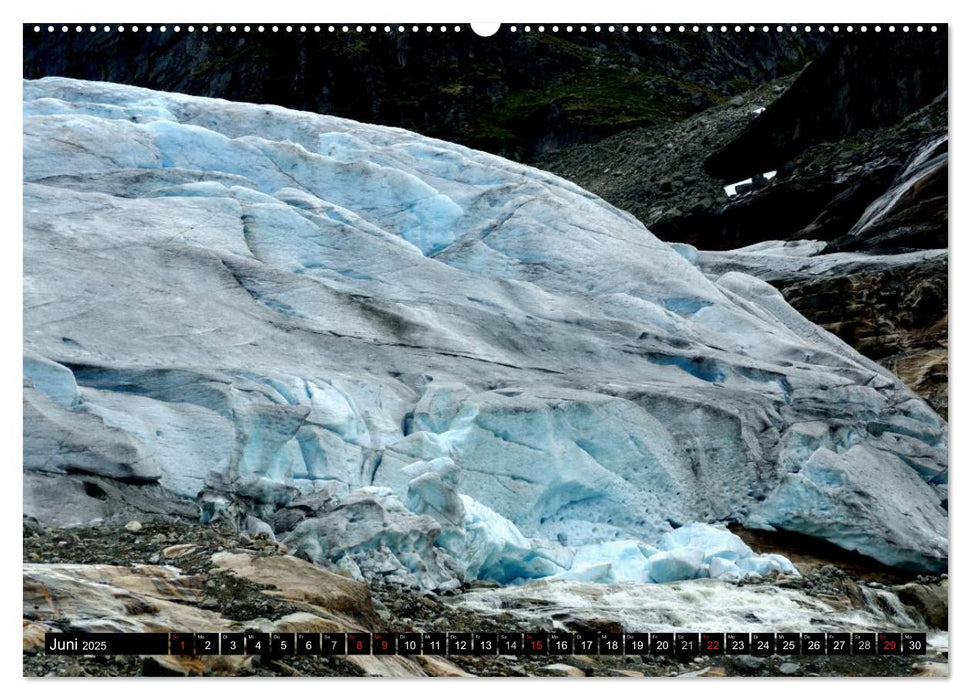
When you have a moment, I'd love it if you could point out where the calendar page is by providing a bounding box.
[22,17,948,680]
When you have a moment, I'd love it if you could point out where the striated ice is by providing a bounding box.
[22,78,947,577]
[24,352,80,409]
[758,445,947,571]
[693,239,945,284]
[404,457,465,526]
[280,477,564,587]
[403,458,565,583]
[550,523,796,585]
[399,453,797,586]
[282,487,458,590]
[459,495,565,583]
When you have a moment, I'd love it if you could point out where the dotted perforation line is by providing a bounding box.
[31,24,466,34]
[30,24,941,35]
[505,24,939,33]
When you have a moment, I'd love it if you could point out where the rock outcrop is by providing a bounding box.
[22,520,428,676]
[777,259,948,419]
[704,33,946,182]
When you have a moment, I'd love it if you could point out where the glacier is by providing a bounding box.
[279,481,799,586]
[23,78,947,586]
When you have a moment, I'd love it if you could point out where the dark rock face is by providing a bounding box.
[535,34,947,419]
[23,27,828,161]
[778,258,948,419]
[537,65,946,254]
[652,175,847,249]
[652,97,947,251]
[704,33,947,182]
[823,132,947,253]
[535,77,793,239]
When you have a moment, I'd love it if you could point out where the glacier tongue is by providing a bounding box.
[23,78,947,579]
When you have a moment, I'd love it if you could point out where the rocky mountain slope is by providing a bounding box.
[537,32,947,416]
[704,33,947,184]
[24,79,946,587]
[23,28,828,162]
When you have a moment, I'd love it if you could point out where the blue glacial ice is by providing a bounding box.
[283,466,798,587]
[545,521,796,585]
[22,78,947,584]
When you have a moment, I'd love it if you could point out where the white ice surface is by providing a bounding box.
[693,239,946,283]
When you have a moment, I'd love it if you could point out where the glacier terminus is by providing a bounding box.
[23,78,947,590]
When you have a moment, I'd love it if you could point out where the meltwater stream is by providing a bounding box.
[456,579,947,651]
[846,134,948,241]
